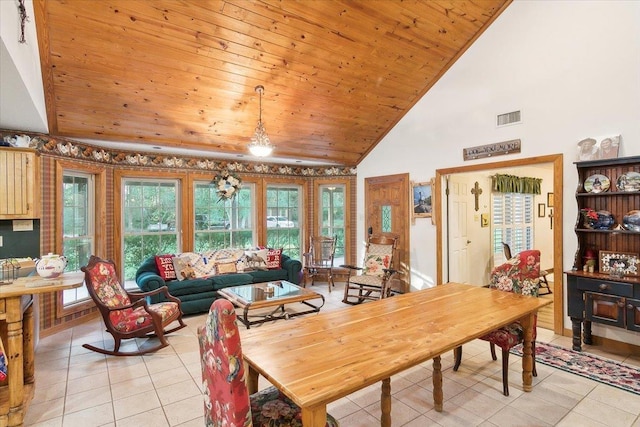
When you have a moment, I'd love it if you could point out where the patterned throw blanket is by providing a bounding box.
[0,336,6,381]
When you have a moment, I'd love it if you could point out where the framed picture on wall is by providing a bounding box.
[547,192,554,207]
[538,203,546,218]
[412,180,433,219]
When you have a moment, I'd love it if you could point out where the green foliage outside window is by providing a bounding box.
[122,180,179,283]
[266,186,301,258]
[194,182,255,251]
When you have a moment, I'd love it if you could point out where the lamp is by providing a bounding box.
[248,85,274,157]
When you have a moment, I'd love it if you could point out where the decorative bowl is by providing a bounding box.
[584,210,615,230]
[622,210,640,232]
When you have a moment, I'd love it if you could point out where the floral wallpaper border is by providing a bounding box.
[1,130,357,177]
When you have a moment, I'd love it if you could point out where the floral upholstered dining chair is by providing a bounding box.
[454,249,541,396]
[198,299,339,427]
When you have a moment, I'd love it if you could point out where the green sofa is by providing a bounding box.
[135,254,303,314]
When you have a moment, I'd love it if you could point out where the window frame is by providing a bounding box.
[113,170,188,287]
[309,178,352,267]
[55,160,106,317]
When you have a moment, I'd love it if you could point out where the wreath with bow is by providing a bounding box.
[214,171,242,201]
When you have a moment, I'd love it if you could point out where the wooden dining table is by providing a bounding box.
[241,282,552,427]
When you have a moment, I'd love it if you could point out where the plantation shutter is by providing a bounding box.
[492,192,534,265]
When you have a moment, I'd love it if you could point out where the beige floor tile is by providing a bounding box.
[533,379,584,409]
[115,407,169,427]
[337,409,381,427]
[26,417,64,427]
[64,385,112,414]
[110,375,155,401]
[587,383,640,415]
[485,405,552,427]
[423,402,487,427]
[448,388,505,420]
[509,393,571,425]
[539,370,598,397]
[573,397,638,427]
[391,384,435,414]
[150,365,193,389]
[23,396,65,425]
[66,358,108,381]
[35,367,69,386]
[155,378,201,406]
[107,362,150,385]
[556,412,608,427]
[66,371,111,396]
[327,396,362,419]
[364,397,422,427]
[113,390,161,420]
[62,402,115,427]
[162,394,204,426]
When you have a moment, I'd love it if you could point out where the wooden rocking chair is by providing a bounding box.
[342,234,398,304]
[81,255,186,356]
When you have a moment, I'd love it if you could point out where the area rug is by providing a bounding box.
[511,341,640,395]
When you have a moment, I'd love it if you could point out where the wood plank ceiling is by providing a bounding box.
[34,0,510,166]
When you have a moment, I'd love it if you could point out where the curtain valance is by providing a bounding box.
[492,174,542,194]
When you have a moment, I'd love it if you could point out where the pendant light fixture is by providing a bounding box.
[248,85,274,157]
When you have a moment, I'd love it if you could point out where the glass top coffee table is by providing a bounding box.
[217,280,325,328]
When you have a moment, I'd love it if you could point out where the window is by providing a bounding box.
[61,172,94,306]
[122,179,180,287]
[194,181,255,251]
[492,192,534,266]
[319,185,345,266]
[266,185,302,258]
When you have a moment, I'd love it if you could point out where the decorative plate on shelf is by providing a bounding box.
[616,171,640,192]
[584,174,610,193]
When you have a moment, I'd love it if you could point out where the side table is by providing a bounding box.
[0,272,84,426]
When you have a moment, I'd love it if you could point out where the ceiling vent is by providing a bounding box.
[496,110,522,127]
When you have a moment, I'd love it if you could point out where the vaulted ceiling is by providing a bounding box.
[33,0,510,166]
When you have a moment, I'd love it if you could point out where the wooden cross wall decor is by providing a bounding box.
[471,181,482,211]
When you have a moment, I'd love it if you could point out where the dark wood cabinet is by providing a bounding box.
[566,155,640,351]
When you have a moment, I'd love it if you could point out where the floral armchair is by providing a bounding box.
[81,255,186,356]
[454,249,541,396]
[198,299,339,427]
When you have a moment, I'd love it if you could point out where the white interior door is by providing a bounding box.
[448,176,471,283]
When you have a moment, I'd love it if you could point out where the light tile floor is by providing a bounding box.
[26,282,640,426]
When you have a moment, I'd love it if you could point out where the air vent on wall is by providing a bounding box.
[496,110,522,127]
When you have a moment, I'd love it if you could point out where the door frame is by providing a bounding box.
[364,173,411,293]
[434,154,563,334]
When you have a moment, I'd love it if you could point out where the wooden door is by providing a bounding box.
[364,174,410,293]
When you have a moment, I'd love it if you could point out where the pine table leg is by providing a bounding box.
[433,355,443,412]
[381,377,391,427]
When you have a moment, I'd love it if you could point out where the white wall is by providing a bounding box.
[0,0,47,132]
[358,1,640,343]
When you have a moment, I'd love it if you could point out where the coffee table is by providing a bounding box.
[217,280,325,328]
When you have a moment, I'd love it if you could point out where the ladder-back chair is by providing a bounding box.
[303,235,337,292]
